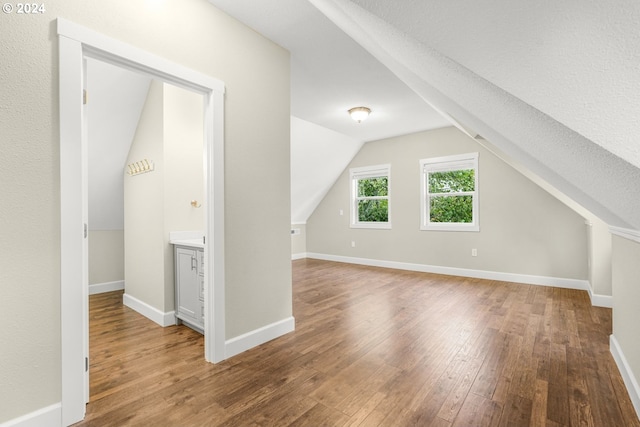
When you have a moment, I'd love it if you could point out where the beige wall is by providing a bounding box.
[0,1,291,422]
[125,80,166,312]
[291,224,307,257]
[88,230,124,285]
[587,220,613,297]
[125,81,205,313]
[308,127,588,280]
[163,83,205,311]
[612,235,640,393]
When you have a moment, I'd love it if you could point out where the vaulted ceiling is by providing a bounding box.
[87,59,151,230]
[210,0,640,230]
[88,0,640,230]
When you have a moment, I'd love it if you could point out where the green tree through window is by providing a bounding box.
[421,153,478,231]
[428,169,474,223]
[350,164,391,228]
[357,176,388,222]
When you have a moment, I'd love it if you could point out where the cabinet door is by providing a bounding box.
[176,247,201,324]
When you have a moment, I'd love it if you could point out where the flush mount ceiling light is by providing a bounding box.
[348,106,371,123]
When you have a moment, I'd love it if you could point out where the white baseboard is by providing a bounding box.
[306,252,591,291]
[88,280,124,295]
[610,335,640,419]
[291,252,307,260]
[225,316,295,359]
[588,287,613,308]
[123,293,176,327]
[0,403,61,427]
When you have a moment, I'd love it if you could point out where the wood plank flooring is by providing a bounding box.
[75,259,640,426]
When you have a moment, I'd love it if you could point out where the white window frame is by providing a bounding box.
[350,164,391,229]
[420,153,479,232]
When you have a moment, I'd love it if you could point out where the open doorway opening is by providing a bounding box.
[85,58,207,400]
[86,59,149,298]
[59,18,226,425]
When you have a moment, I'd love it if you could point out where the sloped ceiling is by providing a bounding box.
[209,0,452,224]
[291,117,363,223]
[345,0,640,169]
[308,0,640,230]
[87,59,152,230]
[209,0,450,142]
[211,0,640,230]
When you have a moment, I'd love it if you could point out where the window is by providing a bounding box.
[420,153,478,231]
[350,164,391,229]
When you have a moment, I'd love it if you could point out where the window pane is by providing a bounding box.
[428,169,474,193]
[358,199,388,222]
[358,176,388,197]
[430,195,473,223]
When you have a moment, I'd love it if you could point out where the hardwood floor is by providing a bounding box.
[75,259,639,426]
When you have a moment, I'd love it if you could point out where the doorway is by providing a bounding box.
[59,18,226,426]
[86,57,206,375]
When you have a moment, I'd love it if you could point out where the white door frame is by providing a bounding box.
[58,18,226,426]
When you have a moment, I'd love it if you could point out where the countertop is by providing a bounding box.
[169,238,205,249]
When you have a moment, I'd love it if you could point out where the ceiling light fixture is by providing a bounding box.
[348,106,371,123]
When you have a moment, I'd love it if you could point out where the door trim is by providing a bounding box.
[58,18,226,425]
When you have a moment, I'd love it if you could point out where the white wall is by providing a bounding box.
[307,127,588,281]
[0,1,291,422]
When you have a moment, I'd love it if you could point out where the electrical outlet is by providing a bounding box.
[351,241,356,248]
[339,209,344,216]
[471,248,477,257]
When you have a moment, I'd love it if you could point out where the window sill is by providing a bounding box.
[351,222,392,230]
[421,224,479,232]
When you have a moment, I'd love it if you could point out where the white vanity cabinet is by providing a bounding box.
[174,245,204,333]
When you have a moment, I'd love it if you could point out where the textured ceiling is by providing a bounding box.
[208,0,451,142]
[87,59,151,230]
[347,0,640,170]
[211,0,640,230]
